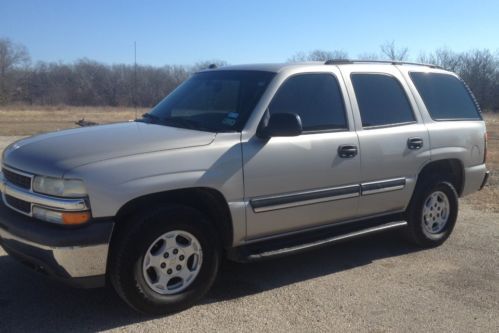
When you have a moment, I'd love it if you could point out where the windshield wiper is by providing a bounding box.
[139,114,213,132]
[138,113,162,123]
[160,118,213,132]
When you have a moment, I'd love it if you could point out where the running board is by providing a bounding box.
[229,221,408,262]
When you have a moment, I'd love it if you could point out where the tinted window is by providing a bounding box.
[410,72,481,120]
[351,74,415,127]
[268,74,347,131]
[147,70,275,132]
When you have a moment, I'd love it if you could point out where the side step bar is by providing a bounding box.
[230,221,408,262]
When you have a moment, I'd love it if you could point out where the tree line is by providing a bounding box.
[1,38,497,111]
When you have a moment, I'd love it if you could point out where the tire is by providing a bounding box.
[405,180,458,247]
[109,204,221,315]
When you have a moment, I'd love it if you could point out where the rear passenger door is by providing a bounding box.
[340,66,430,217]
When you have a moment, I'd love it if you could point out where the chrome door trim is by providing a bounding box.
[249,177,407,213]
[250,184,360,213]
[361,177,406,195]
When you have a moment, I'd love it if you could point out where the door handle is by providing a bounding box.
[338,145,358,158]
[407,137,423,150]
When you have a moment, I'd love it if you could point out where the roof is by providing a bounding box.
[203,60,443,73]
[211,62,312,73]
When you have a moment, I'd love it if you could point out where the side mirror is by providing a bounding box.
[258,113,303,138]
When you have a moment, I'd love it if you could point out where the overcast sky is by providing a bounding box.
[1,0,498,66]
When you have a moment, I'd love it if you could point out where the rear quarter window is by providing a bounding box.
[409,72,481,120]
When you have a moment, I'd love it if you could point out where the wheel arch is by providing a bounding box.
[416,158,465,196]
[113,187,234,249]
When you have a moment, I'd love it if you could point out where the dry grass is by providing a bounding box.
[0,105,147,136]
[0,105,497,211]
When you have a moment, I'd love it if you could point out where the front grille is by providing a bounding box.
[2,167,31,189]
[4,194,31,214]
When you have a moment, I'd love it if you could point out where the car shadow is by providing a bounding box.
[0,230,420,332]
[206,230,420,303]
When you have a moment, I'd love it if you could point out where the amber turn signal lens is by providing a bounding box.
[62,211,91,225]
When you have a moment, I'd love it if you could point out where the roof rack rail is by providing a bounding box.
[324,59,443,69]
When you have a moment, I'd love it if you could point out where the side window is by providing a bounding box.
[351,74,415,127]
[409,72,481,120]
[268,74,347,131]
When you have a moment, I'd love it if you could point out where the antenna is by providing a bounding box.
[134,41,138,119]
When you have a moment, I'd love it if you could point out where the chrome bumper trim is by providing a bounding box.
[0,226,109,278]
[0,171,88,215]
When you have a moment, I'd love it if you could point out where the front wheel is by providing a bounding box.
[109,205,220,315]
[405,181,459,247]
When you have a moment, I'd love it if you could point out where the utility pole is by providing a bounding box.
[134,41,137,119]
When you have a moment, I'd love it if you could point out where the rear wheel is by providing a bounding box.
[109,205,220,315]
[406,180,458,247]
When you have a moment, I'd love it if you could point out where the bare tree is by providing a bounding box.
[458,49,497,110]
[0,38,30,103]
[357,52,380,60]
[495,70,499,111]
[288,49,349,62]
[380,41,409,61]
[308,49,348,61]
[191,60,228,72]
[417,48,461,71]
[1,38,497,112]
[287,51,308,62]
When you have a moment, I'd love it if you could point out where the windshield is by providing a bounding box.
[141,70,275,132]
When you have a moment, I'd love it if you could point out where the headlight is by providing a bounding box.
[33,176,87,197]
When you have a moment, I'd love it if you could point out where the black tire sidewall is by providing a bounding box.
[407,181,458,246]
[111,206,220,315]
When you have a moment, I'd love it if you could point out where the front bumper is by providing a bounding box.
[0,199,114,288]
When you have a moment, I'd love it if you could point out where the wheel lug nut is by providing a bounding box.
[163,252,169,258]
[160,263,166,269]
[179,255,185,261]
[173,249,178,255]
[176,265,182,271]
[167,269,173,274]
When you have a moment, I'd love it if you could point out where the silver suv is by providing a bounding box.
[0,60,489,314]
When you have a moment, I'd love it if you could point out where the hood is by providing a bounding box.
[2,122,216,177]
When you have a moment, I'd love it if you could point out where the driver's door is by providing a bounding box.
[242,71,361,240]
